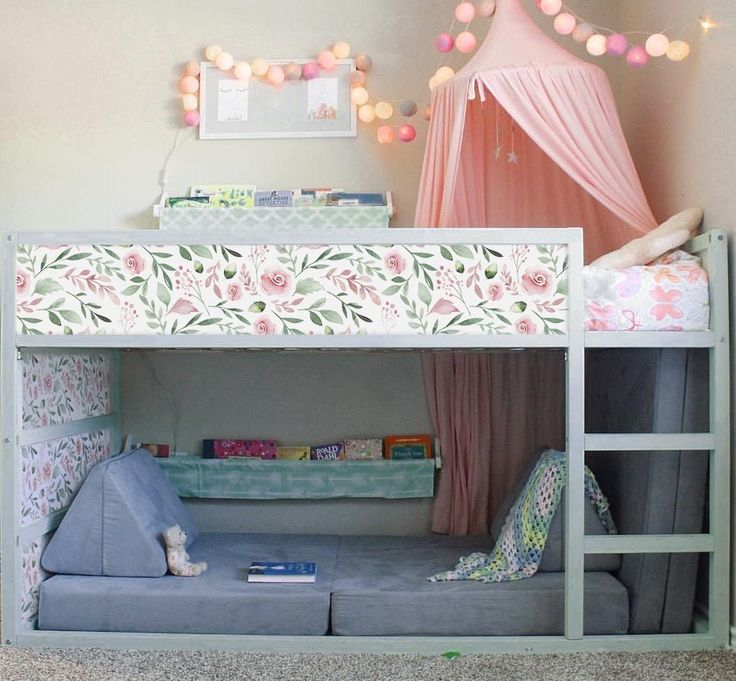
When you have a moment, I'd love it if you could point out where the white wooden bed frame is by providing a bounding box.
[1,227,730,654]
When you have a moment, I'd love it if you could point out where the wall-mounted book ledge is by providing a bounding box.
[156,457,436,499]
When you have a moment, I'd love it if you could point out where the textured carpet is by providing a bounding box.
[1,648,736,680]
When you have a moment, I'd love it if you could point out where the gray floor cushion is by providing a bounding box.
[39,533,340,635]
[331,535,629,636]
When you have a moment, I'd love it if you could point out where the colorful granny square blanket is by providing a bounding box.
[429,449,616,583]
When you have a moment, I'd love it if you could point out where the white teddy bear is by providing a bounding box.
[163,525,208,577]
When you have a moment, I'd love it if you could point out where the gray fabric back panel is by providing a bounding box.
[586,349,708,634]
[331,535,628,636]
[489,456,620,572]
[40,533,339,635]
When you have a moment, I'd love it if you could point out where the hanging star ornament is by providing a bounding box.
[507,150,520,164]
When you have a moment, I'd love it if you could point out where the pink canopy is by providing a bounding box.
[415,0,657,262]
[417,0,659,535]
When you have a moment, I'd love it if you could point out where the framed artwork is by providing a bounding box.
[199,59,357,139]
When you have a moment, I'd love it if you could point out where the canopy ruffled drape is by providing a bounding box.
[417,0,658,534]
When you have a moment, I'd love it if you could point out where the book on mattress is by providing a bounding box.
[247,561,317,583]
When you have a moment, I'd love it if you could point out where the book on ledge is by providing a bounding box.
[247,561,317,583]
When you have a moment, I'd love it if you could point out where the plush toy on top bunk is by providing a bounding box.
[591,208,704,268]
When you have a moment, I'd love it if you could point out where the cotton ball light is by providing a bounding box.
[539,0,562,16]
[351,86,370,106]
[182,93,198,111]
[234,61,252,80]
[267,65,285,85]
[422,106,432,121]
[455,31,477,53]
[204,44,222,61]
[553,13,576,36]
[317,49,337,70]
[355,53,373,72]
[180,75,199,94]
[377,126,395,144]
[454,2,476,23]
[251,58,269,77]
[350,71,367,87]
[645,33,670,58]
[285,63,302,80]
[398,124,416,143]
[666,40,690,62]
[626,45,649,68]
[183,110,200,127]
[332,41,351,59]
[358,104,376,123]
[572,22,595,44]
[435,66,455,84]
[479,0,496,18]
[302,62,320,80]
[428,76,439,91]
[215,51,234,71]
[375,101,394,120]
[606,34,628,56]
[435,32,455,53]
[184,60,200,77]
[399,100,417,117]
[586,34,607,57]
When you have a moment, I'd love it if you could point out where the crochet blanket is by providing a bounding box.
[429,450,616,583]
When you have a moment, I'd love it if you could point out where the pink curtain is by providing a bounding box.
[424,353,492,535]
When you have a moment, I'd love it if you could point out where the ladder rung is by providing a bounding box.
[584,433,715,451]
[584,534,714,554]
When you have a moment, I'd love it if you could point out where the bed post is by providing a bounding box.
[564,228,585,640]
[1,231,20,645]
[703,231,730,646]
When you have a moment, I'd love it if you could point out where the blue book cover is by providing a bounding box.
[247,561,317,583]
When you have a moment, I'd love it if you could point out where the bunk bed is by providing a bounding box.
[1,226,729,654]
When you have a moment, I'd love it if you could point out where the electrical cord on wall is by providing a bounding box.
[140,352,180,454]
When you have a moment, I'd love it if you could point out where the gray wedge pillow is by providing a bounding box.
[42,448,198,577]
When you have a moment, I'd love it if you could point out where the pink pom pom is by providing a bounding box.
[626,45,649,68]
[302,62,320,80]
[317,50,337,70]
[180,76,199,94]
[398,124,416,143]
[606,33,628,56]
[435,32,454,53]
[454,2,476,23]
[455,31,477,53]
[183,110,200,127]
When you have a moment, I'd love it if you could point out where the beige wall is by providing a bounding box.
[0,0,612,231]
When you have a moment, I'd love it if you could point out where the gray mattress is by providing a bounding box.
[39,533,629,636]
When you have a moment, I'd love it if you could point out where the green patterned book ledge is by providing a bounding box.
[159,206,391,230]
[156,458,435,499]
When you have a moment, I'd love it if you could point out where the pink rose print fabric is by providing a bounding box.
[23,353,112,430]
[20,429,112,528]
[15,243,570,336]
[21,535,50,621]
[584,251,709,332]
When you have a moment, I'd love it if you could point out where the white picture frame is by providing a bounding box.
[199,59,357,139]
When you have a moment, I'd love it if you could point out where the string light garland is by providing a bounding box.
[532,1,702,67]
[175,42,421,145]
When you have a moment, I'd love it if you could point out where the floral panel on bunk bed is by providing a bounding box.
[20,429,111,528]
[21,534,49,622]
[15,243,569,336]
[22,353,113,430]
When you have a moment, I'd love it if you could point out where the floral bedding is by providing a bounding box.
[583,251,709,332]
